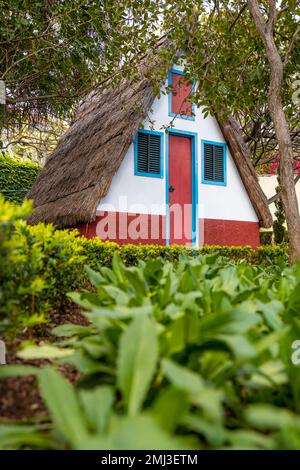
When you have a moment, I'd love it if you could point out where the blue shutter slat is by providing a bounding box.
[204,143,214,181]
[137,132,149,173]
[148,134,161,174]
[214,145,224,182]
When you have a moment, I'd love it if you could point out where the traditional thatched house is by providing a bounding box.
[27,55,272,247]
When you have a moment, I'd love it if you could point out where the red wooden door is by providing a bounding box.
[168,134,192,245]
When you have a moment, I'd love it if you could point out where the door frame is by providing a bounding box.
[165,129,198,246]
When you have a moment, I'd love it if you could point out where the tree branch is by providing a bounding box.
[267,0,277,33]
[247,0,267,37]
[229,3,248,31]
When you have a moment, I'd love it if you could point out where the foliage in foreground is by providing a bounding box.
[1,254,300,449]
[0,197,86,334]
[0,197,288,335]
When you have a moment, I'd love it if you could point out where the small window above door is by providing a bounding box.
[168,69,195,121]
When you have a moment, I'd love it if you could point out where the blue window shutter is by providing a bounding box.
[137,131,161,176]
[204,142,225,183]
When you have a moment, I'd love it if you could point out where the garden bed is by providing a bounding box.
[0,304,87,421]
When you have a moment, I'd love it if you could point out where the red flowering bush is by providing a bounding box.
[258,152,300,175]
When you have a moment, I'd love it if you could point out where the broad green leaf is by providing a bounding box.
[52,324,94,338]
[85,265,105,287]
[162,359,223,421]
[61,350,114,376]
[122,268,148,300]
[182,414,225,446]
[0,425,59,450]
[199,309,261,337]
[152,387,189,432]
[79,386,114,434]
[225,429,274,450]
[102,285,130,305]
[215,334,257,359]
[216,266,240,295]
[162,359,204,394]
[81,336,106,359]
[38,367,88,447]
[0,365,39,377]
[258,300,284,330]
[245,405,299,430]
[117,314,158,416]
[250,360,287,387]
[18,345,74,360]
[80,415,191,450]
[255,326,290,355]
[68,292,98,310]
[85,305,153,320]
[112,253,126,285]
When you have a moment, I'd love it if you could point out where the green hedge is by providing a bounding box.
[0,197,87,335]
[80,237,288,268]
[0,154,41,203]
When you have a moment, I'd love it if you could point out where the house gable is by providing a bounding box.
[27,55,272,243]
[97,65,259,246]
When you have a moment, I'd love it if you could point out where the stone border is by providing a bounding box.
[0,340,6,365]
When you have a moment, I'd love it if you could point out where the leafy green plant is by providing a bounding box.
[2,254,300,449]
[0,196,46,334]
[0,197,85,335]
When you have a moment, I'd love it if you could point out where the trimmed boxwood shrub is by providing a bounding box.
[0,197,86,335]
[79,236,288,268]
[0,154,41,203]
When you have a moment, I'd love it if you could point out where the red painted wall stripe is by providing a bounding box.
[77,212,260,248]
[202,218,260,248]
[77,212,166,245]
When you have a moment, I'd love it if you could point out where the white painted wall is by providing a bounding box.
[259,175,300,224]
[98,65,258,225]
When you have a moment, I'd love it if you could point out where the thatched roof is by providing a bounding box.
[27,46,272,229]
[27,63,159,227]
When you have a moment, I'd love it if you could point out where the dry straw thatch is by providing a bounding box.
[27,52,163,228]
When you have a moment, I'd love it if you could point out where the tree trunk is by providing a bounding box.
[270,84,300,263]
[247,0,300,264]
